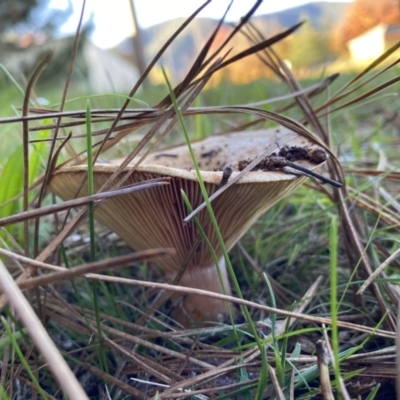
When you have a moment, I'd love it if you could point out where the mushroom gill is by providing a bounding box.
[49,128,327,325]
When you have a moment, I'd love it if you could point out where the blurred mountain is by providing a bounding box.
[252,1,349,31]
[117,18,218,81]
[115,1,350,82]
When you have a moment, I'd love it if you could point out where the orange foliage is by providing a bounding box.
[332,0,400,50]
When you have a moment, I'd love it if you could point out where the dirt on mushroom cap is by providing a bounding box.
[117,128,324,173]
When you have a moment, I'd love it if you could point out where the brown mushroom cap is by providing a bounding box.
[125,127,317,172]
[49,128,325,323]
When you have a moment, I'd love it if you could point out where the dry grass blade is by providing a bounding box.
[268,73,340,116]
[105,58,221,193]
[95,5,252,161]
[10,73,332,132]
[322,328,351,400]
[0,259,88,399]
[232,24,386,325]
[22,51,52,256]
[88,322,215,369]
[144,379,259,399]
[321,75,400,116]
[345,168,400,182]
[0,108,154,125]
[357,247,400,295]
[349,190,400,227]
[183,141,284,223]
[0,248,72,271]
[189,106,333,149]
[105,338,175,384]
[316,340,334,400]
[339,186,396,330]
[78,274,394,338]
[268,365,285,400]
[95,102,332,159]
[157,0,233,109]
[237,241,300,303]
[317,57,400,115]
[313,47,400,120]
[147,364,243,399]
[18,248,174,290]
[34,0,86,257]
[82,362,146,399]
[0,209,87,310]
[156,1,267,109]
[290,369,295,400]
[241,76,339,108]
[182,118,332,224]
[208,0,263,63]
[204,276,326,379]
[242,21,328,141]
[0,178,169,227]
[92,0,213,163]
[19,74,339,147]
[190,22,304,92]
[274,52,327,141]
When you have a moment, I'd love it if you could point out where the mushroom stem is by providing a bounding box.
[167,257,232,326]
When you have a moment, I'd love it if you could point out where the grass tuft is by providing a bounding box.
[0,2,399,397]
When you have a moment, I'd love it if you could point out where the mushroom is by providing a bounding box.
[49,128,328,325]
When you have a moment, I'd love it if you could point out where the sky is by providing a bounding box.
[50,0,352,49]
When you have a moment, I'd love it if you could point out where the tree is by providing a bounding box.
[285,21,336,68]
[0,0,39,33]
[0,0,72,39]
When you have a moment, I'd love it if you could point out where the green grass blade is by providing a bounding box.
[161,67,264,355]
[0,64,28,100]
[214,383,258,399]
[0,147,25,242]
[60,244,93,330]
[86,100,108,374]
[330,215,341,395]
[86,101,95,260]
[0,384,10,400]
[365,383,381,400]
[0,118,51,244]
[1,316,49,399]
[255,346,269,400]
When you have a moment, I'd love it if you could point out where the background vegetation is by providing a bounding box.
[1,1,400,399]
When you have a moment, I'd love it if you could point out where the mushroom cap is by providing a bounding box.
[49,128,324,276]
[121,127,315,172]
